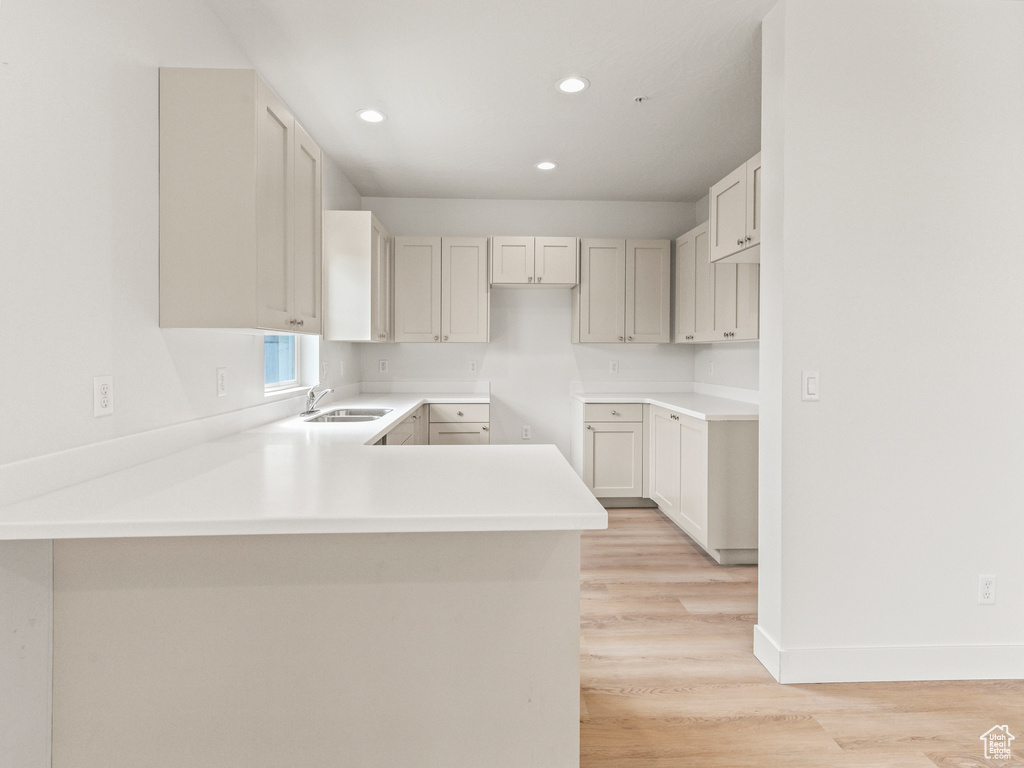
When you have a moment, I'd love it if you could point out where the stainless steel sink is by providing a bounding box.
[305,408,393,423]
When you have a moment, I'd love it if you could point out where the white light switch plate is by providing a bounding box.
[802,371,820,402]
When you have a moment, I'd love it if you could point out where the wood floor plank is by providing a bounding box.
[579,507,1024,768]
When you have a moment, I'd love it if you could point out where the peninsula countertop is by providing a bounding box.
[0,393,608,540]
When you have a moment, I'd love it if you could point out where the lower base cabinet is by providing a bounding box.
[647,405,758,564]
[383,406,428,446]
[428,403,490,445]
[581,404,644,497]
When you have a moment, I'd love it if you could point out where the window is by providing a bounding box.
[264,334,299,391]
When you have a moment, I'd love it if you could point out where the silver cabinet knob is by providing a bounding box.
[670,414,679,421]
[457,411,464,417]
[627,336,633,341]
[295,319,304,326]
[737,238,744,245]
[482,426,489,431]
[724,332,729,338]
[443,335,448,341]
[528,276,534,282]
[611,410,619,416]
[537,276,542,283]
[745,236,752,243]
[618,336,624,341]
[434,335,439,341]
[587,425,593,430]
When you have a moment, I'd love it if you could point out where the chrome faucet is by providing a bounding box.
[301,384,334,416]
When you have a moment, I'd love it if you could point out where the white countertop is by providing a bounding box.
[572,391,758,421]
[0,393,607,540]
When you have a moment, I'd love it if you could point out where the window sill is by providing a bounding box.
[264,385,308,399]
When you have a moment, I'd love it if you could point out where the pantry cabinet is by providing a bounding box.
[393,237,489,343]
[490,237,578,286]
[159,68,322,333]
[709,152,761,263]
[675,221,759,343]
[581,404,644,497]
[323,211,392,342]
[573,239,671,343]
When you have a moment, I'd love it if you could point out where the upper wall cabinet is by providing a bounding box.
[393,237,489,343]
[573,239,671,343]
[676,221,759,343]
[159,68,322,334]
[709,152,761,264]
[490,237,578,286]
[323,211,392,342]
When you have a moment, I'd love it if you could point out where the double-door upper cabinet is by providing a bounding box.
[393,237,489,343]
[573,239,672,344]
[490,237,579,286]
[159,68,322,334]
[708,152,761,264]
[323,211,392,342]
[676,221,758,343]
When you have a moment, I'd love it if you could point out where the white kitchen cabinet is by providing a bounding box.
[490,237,578,286]
[581,404,643,497]
[674,222,713,343]
[709,152,761,264]
[573,239,671,343]
[428,403,490,445]
[393,237,489,343]
[323,211,392,342]
[646,406,758,564]
[159,68,322,333]
[675,221,759,343]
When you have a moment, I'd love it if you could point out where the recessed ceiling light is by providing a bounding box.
[357,109,386,123]
[556,76,589,94]
[536,161,558,171]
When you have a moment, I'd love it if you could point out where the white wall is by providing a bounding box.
[353,198,697,456]
[757,0,1024,683]
[0,0,362,762]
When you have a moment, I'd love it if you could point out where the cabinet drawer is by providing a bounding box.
[429,423,490,445]
[583,403,642,422]
[429,403,490,423]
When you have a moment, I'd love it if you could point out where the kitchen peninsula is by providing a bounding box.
[0,393,607,768]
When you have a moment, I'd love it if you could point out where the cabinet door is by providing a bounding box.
[625,239,671,343]
[711,262,760,341]
[745,153,761,249]
[675,223,714,343]
[393,237,441,342]
[708,162,747,263]
[429,423,490,445]
[578,239,625,343]
[442,237,489,343]
[256,80,294,331]
[491,236,534,285]
[648,407,682,516]
[583,421,643,497]
[292,122,322,333]
[535,237,578,286]
[370,220,391,342]
[412,405,429,445]
[677,416,709,547]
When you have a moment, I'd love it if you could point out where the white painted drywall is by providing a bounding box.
[0,0,362,761]
[355,198,699,456]
[758,0,1024,682]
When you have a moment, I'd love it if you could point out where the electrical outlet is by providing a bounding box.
[93,375,114,417]
[979,575,996,605]
[470,360,479,373]
[609,360,619,374]
[522,425,531,440]
[379,359,388,374]
[216,367,228,397]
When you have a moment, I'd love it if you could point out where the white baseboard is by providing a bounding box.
[753,624,1024,683]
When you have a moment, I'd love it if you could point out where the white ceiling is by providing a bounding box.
[204,0,775,202]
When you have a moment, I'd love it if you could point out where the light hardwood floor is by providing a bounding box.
[580,507,1024,768]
